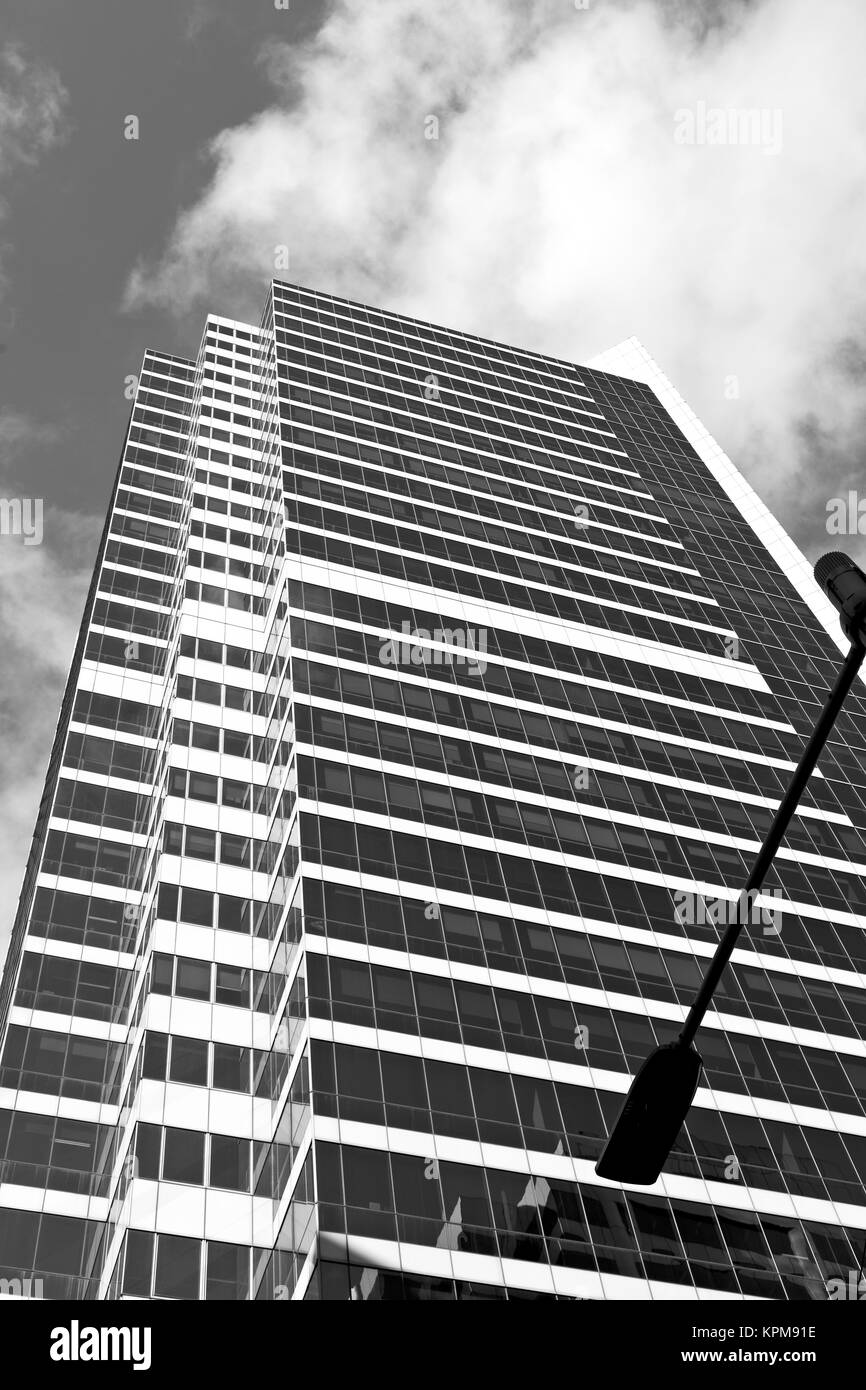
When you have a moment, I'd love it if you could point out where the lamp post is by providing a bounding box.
[595,553,866,1185]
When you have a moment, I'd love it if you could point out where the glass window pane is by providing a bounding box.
[154,1234,200,1299]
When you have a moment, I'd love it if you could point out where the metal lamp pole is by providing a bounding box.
[595,553,866,1185]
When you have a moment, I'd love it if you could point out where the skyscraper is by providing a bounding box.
[1,280,865,1302]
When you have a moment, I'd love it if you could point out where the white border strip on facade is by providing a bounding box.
[586,338,852,665]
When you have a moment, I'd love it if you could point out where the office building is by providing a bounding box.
[1,281,865,1300]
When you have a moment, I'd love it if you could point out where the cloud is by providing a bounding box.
[181,0,217,44]
[123,0,866,563]
[0,409,59,453]
[0,42,68,312]
[0,416,100,958]
[0,42,67,176]
[0,45,76,957]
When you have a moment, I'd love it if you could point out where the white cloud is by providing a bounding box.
[181,0,217,44]
[0,415,99,958]
[0,47,76,958]
[124,0,866,559]
[0,42,68,311]
[0,42,67,176]
[0,409,58,452]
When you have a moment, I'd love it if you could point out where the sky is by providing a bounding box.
[1,0,865,952]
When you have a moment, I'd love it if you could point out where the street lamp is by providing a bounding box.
[595,552,866,1185]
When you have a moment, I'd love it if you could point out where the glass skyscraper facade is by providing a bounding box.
[1,280,866,1302]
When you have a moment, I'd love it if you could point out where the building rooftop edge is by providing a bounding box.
[586,337,851,669]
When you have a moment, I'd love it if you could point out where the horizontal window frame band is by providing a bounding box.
[310,1114,866,1236]
[306,933,866,1064]
[295,692,846,830]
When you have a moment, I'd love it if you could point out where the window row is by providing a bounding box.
[286,577,782,724]
[115,484,183,527]
[191,486,270,526]
[0,1207,101,1299]
[63,730,155,785]
[54,776,151,834]
[193,465,272,503]
[134,1121,252,1192]
[117,1228,251,1301]
[290,522,721,659]
[283,444,689,590]
[172,715,282,765]
[293,614,795,766]
[0,1025,125,1105]
[312,1039,866,1208]
[161,820,278,874]
[167,764,278,816]
[304,878,866,1044]
[284,420,668,568]
[125,440,188,474]
[127,423,187,459]
[296,700,848,858]
[306,952,866,1118]
[135,1028,283,1099]
[303,815,866,977]
[278,349,626,484]
[283,476,702,626]
[149,951,258,1011]
[29,885,140,953]
[196,443,268,476]
[183,578,267,617]
[301,761,866,916]
[155,881,257,934]
[274,291,592,404]
[0,1108,112,1199]
[294,653,822,807]
[43,828,143,891]
[99,561,177,608]
[176,671,258,714]
[85,630,164,676]
[15,949,130,1025]
[111,508,179,552]
[197,423,259,454]
[277,314,603,433]
[189,517,272,556]
[187,546,269,584]
[178,632,257,672]
[104,535,178,579]
[176,671,289,728]
[316,1141,860,1300]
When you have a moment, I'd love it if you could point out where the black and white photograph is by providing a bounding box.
[1,0,865,1364]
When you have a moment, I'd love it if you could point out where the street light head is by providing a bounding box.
[595,1041,703,1186]
[814,552,866,647]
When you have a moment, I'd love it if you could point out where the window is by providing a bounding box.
[220,834,250,868]
[143,1032,168,1080]
[154,1234,200,1299]
[209,1134,249,1192]
[222,779,250,809]
[163,824,183,856]
[215,965,249,1008]
[218,896,249,934]
[162,1128,205,1185]
[206,1241,249,1300]
[123,1229,154,1297]
[175,958,211,1001]
[169,1036,209,1086]
[151,954,173,994]
[212,1043,249,1092]
[185,827,216,861]
[189,772,219,802]
[180,888,213,927]
[135,1123,161,1180]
